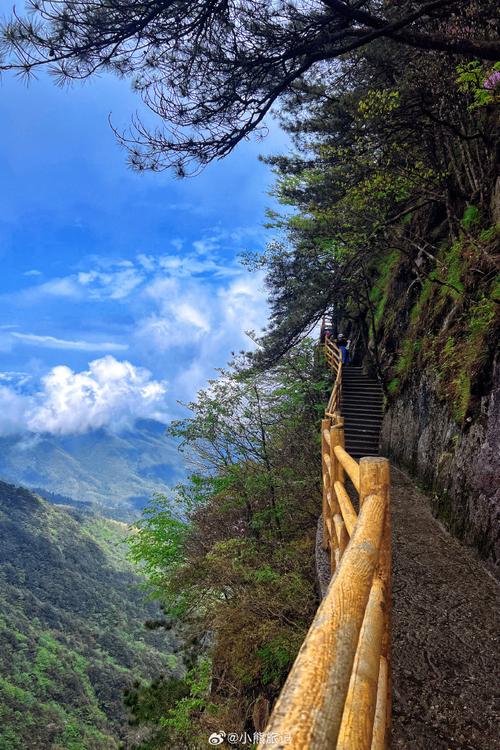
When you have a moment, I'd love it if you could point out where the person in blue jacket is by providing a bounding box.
[336,333,350,364]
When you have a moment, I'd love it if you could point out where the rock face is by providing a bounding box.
[381,352,500,577]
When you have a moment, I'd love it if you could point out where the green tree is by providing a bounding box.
[1,0,498,173]
[127,342,327,742]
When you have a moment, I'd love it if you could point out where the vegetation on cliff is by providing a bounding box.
[0,481,179,750]
[127,344,327,746]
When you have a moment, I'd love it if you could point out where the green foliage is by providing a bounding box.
[160,659,214,734]
[257,637,296,686]
[0,482,178,750]
[357,89,400,118]
[369,249,400,331]
[456,61,500,109]
[127,344,322,742]
[461,205,480,229]
[128,492,189,606]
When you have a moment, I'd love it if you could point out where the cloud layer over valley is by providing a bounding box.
[0,356,167,435]
[0,241,268,437]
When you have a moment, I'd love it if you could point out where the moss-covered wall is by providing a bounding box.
[369,219,499,575]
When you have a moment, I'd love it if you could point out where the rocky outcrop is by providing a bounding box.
[381,352,500,577]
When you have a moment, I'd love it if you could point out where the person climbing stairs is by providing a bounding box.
[341,366,384,458]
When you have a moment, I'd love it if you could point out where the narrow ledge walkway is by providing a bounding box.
[391,467,499,750]
[315,465,499,749]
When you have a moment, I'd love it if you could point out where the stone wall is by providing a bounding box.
[381,352,500,578]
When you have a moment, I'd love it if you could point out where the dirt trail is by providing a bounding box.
[391,467,499,750]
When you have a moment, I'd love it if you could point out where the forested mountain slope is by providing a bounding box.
[0,420,183,520]
[0,481,180,750]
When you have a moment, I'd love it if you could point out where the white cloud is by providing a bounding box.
[0,356,168,436]
[76,266,145,300]
[5,241,269,413]
[11,332,129,352]
[24,269,42,277]
[13,237,247,310]
[0,371,32,388]
[176,303,210,332]
[38,277,82,298]
[137,253,156,271]
[0,386,33,435]
[170,238,184,252]
[218,274,268,332]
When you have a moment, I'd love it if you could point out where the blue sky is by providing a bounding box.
[0,8,288,436]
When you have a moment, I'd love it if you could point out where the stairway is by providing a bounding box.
[341,366,384,459]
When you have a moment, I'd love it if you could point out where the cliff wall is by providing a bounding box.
[381,354,499,576]
[362,208,499,576]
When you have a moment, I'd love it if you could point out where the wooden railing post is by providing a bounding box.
[359,456,390,509]
[330,418,348,571]
[355,456,391,750]
[321,417,332,551]
[330,417,344,483]
[379,475,392,749]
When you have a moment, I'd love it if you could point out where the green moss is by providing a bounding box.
[479,224,499,243]
[387,378,400,395]
[370,249,400,331]
[442,241,464,298]
[396,337,420,377]
[468,295,495,338]
[461,204,480,229]
[451,372,472,423]
[409,278,433,326]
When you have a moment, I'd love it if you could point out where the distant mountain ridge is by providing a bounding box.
[0,480,180,750]
[0,420,184,519]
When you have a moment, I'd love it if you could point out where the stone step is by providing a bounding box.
[346,428,381,437]
[347,450,380,459]
[343,395,384,402]
[345,438,380,448]
[344,388,381,393]
[342,409,384,424]
[341,406,384,415]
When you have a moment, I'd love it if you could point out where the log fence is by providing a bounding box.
[258,342,391,750]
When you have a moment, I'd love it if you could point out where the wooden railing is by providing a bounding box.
[258,343,391,750]
[324,337,342,417]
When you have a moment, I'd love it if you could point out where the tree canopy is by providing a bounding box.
[1,0,499,173]
[244,39,499,368]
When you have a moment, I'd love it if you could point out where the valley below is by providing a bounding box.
[0,420,184,520]
[0,480,181,750]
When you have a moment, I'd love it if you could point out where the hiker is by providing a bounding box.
[336,333,349,364]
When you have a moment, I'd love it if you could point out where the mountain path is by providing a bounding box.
[315,464,499,748]
[390,467,499,750]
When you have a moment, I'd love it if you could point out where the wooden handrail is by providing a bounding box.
[333,445,360,492]
[258,478,389,748]
[334,481,357,536]
[258,342,391,750]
